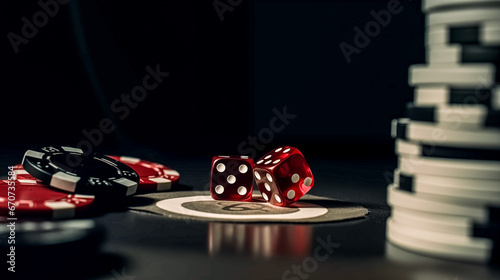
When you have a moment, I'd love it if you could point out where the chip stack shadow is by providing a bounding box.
[386,0,500,264]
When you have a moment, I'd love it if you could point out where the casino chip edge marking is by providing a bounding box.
[409,64,498,87]
[391,206,500,238]
[391,118,500,149]
[427,45,500,65]
[426,22,500,46]
[22,146,139,197]
[0,179,95,219]
[405,104,500,128]
[427,7,500,27]
[387,184,494,223]
[397,154,500,180]
[387,218,494,263]
[395,139,500,161]
[413,86,500,110]
[107,155,180,193]
[394,169,500,204]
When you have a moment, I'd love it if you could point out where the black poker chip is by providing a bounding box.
[22,146,139,198]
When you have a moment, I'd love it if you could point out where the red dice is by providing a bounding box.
[210,156,254,201]
[253,146,314,206]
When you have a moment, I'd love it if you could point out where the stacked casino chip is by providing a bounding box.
[1,147,181,276]
[387,0,500,264]
[1,146,180,220]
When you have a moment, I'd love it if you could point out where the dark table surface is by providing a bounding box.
[3,152,498,280]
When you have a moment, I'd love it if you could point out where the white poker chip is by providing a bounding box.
[398,154,500,180]
[413,86,500,110]
[426,21,500,46]
[426,44,500,65]
[394,169,500,205]
[423,0,500,12]
[392,118,500,149]
[391,206,500,238]
[387,218,496,263]
[405,103,500,129]
[427,7,500,27]
[409,63,498,87]
[395,139,500,161]
[387,184,498,223]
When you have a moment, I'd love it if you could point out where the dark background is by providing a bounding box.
[0,0,423,162]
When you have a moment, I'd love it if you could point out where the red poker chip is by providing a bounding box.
[12,164,37,180]
[108,156,180,194]
[0,179,95,219]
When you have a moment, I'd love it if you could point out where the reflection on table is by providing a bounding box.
[208,222,313,259]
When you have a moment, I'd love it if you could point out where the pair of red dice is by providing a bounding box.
[210,146,314,207]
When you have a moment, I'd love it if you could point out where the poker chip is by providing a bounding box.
[391,206,500,239]
[409,63,499,87]
[398,154,500,180]
[413,86,500,110]
[387,218,498,263]
[387,185,498,224]
[22,146,139,197]
[391,118,500,149]
[423,0,500,12]
[427,7,500,27]
[426,21,500,47]
[395,139,500,161]
[406,104,500,129]
[12,164,34,180]
[394,169,500,204]
[107,155,180,194]
[427,45,500,64]
[0,179,95,219]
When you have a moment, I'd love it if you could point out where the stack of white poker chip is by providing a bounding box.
[387,0,500,264]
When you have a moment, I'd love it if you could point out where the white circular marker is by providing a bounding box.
[237,186,247,195]
[264,183,271,192]
[257,159,264,164]
[216,163,226,172]
[304,177,312,187]
[156,196,328,221]
[283,148,291,153]
[215,185,224,194]
[275,148,283,152]
[227,175,236,184]
[274,194,282,203]
[264,155,272,159]
[266,173,273,182]
[287,190,296,199]
[265,160,272,165]
[254,171,261,180]
[291,174,300,183]
[262,193,269,201]
[239,164,248,174]
[272,159,281,164]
